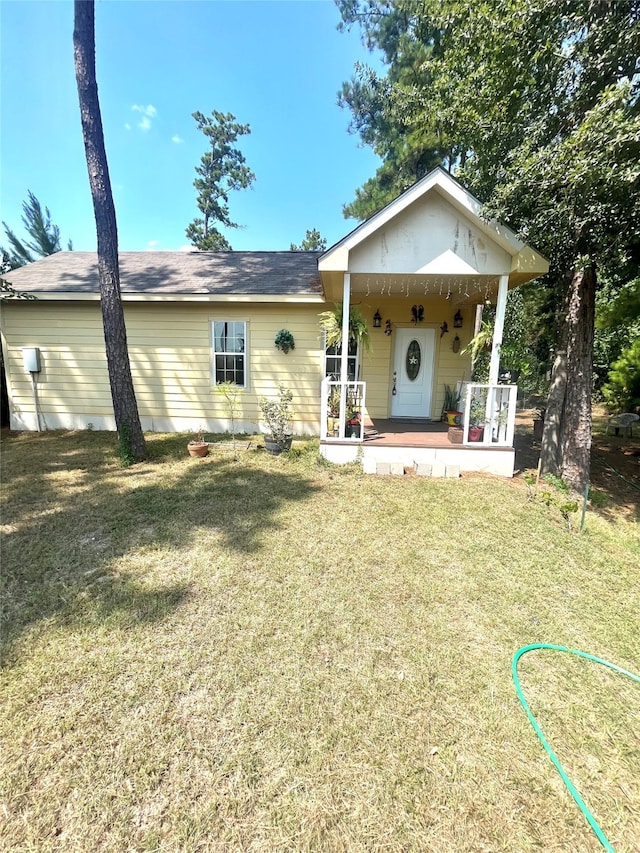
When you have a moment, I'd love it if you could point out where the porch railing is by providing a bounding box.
[321,378,367,441]
[462,383,517,446]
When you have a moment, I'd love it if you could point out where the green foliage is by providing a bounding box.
[541,473,570,495]
[259,385,294,449]
[318,303,371,352]
[290,228,327,251]
[602,339,640,414]
[524,472,579,529]
[186,111,255,251]
[339,1,640,490]
[594,278,640,397]
[468,394,488,428]
[1,191,72,269]
[337,6,450,219]
[442,384,460,411]
[327,385,341,417]
[185,220,231,251]
[274,329,295,354]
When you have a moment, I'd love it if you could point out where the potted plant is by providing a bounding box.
[259,385,294,454]
[345,391,362,438]
[468,397,487,442]
[442,383,463,424]
[318,303,371,353]
[187,428,209,457]
[326,385,341,436]
[274,329,295,354]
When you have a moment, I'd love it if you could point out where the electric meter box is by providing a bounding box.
[22,347,41,373]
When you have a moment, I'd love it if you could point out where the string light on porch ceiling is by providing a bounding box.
[362,274,495,300]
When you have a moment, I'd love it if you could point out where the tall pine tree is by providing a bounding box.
[186,111,255,251]
[73,0,146,463]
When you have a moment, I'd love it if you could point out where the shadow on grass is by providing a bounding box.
[0,430,322,663]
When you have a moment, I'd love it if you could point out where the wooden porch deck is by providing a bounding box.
[320,416,518,475]
[362,418,466,449]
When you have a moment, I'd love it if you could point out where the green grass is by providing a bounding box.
[1,430,638,852]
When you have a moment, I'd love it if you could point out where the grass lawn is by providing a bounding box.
[1,427,638,852]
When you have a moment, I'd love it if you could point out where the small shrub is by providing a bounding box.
[259,385,294,450]
[216,381,242,458]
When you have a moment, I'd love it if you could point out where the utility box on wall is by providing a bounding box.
[22,347,41,373]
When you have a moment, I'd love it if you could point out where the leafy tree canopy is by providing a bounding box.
[290,228,327,251]
[186,110,255,251]
[338,0,640,491]
[1,190,72,269]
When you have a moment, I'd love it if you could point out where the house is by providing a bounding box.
[1,168,548,476]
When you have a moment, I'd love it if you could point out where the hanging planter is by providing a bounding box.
[274,329,295,354]
[318,304,371,352]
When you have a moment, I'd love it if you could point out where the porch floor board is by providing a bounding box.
[358,419,516,452]
[363,418,463,449]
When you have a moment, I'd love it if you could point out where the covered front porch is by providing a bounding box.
[320,381,518,477]
[315,168,548,477]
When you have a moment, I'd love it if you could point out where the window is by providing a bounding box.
[324,337,359,381]
[212,320,246,387]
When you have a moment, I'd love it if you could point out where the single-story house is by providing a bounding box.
[1,168,548,476]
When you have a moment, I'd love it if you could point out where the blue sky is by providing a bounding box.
[1,0,382,253]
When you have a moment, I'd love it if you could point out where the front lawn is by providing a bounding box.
[1,430,638,852]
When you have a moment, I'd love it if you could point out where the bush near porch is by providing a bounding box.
[1,428,638,852]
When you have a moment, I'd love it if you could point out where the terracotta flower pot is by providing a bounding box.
[468,426,484,442]
[188,441,209,458]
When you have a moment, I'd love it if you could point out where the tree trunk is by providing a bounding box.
[73,1,145,461]
[540,351,567,477]
[558,264,595,493]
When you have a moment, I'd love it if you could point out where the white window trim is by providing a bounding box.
[211,320,249,389]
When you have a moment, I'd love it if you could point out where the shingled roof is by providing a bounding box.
[4,251,323,296]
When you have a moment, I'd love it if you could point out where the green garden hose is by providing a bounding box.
[512,643,640,851]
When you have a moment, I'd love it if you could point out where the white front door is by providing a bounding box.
[391,327,435,418]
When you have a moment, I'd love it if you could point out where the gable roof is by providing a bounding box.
[319,166,548,282]
[4,251,323,300]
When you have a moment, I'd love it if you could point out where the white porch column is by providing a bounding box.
[338,273,351,439]
[489,274,509,385]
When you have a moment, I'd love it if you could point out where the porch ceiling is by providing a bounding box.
[320,270,501,304]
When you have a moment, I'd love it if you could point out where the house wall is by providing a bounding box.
[1,294,475,433]
[357,297,473,420]
[1,299,326,435]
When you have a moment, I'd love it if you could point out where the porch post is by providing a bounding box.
[339,273,351,439]
[489,274,509,385]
